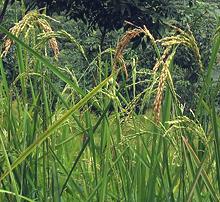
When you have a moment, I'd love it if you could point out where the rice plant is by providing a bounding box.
[0,10,220,202]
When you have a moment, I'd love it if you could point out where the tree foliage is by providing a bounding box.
[1,0,192,33]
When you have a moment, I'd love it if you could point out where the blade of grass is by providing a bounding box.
[182,136,219,201]
[60,101,112,195]
[0,74,114,181]
[0,56,9,95]
[186,154,207,202]
[0,189,35,202]
[86,146,129,201]
[16,43,27,99]
[210,90,220,193]
[0,129,20,202]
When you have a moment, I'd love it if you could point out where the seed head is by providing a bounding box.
[1,11,59,59]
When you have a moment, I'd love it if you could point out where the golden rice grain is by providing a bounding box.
[1,11,59,59]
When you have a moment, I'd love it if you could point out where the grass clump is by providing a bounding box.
[0,10,220,202]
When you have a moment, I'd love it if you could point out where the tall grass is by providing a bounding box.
[0,10,220,202]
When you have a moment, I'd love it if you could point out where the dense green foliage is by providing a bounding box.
[0,0,193,32]
[0,1,220,201]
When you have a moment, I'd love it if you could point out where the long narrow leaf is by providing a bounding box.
[0,74,113,180]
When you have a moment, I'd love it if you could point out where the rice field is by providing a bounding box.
[0,10,220,202]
